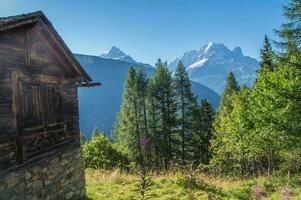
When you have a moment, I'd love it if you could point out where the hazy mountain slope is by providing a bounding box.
[75,54,220,138]
[100,46,137,63]
[100,46,153,68]
[169,42,260,94]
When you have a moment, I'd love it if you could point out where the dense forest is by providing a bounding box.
[82,0,301,179]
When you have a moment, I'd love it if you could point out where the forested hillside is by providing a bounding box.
[76,54,220,137]
[83,0,301,199]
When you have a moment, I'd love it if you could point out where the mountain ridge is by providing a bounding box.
[168,42,260,94]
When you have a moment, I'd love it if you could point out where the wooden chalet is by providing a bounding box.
[0,11,99,173]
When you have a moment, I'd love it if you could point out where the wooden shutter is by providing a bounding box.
[18,81,71,161]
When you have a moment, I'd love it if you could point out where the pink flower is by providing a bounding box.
[140,137,150,146]
[253,186,263,199]
[282,185,291,200]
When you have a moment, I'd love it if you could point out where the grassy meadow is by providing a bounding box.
[85,169,301,200]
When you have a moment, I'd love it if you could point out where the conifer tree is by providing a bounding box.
[136,67,151,164]
[274,0,301,67]
[152,59,177,168]
[146,78,161,168]
[174,61,196,164]
[199,99,215,164]
[219,72,239,112]
[211,72,239,174]
[191,99,215,165]
[260,35,275,73]
[116,67,143,165]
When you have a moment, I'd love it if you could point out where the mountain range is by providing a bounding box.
[76,51,220,138]
[168,42,259,94]
[76,44,259,138]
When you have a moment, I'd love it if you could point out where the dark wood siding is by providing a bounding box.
[0,20,82,173]
[0,69,16,172]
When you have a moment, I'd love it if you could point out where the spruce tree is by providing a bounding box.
[211,72,239,174]
[191,99,215,166]
[219,72,239,112]
[260,35,275,73]
[152,59,177,168]
[116,67,143,166]
[136,67,151,164]
[199,99,215,164]
[274,0,301,67]
[174,61,196,164]
[146,78,161,169]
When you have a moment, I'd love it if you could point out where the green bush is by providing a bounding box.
[227,180,256,200]
[83,133,130,170]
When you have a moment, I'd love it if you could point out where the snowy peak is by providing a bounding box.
[100,46,137,63]
[202,42,228,54]
[168,42,260,94]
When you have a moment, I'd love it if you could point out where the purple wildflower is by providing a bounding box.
[282,185,291,200]
[140,137,150,146]
[253,186,264,199]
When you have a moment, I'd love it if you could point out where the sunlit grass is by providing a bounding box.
[85,169,301,200]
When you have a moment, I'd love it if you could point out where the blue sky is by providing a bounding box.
[0,0,289,64]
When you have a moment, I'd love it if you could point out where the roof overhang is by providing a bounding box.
[0,11,100,87]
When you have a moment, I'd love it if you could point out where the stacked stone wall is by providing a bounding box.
[0,147,85,200]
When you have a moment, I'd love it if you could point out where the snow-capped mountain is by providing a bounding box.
[75,53,220,138]
[100,46,137,63]
[169,42,260,94]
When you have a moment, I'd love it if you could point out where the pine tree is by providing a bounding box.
[199,99,215,164]
[146,78,161,169]
[274,0,301,67]
[151,59,177,168]
[210,72,240,174]
[116,67,143,166]
[219,72,239,112]
[174,61,196,164]
[136,67,151,164]
[191,99,215,166]
[260,35,275,73]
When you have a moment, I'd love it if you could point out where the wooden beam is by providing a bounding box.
[12,70,23,164]
[24,29,31,70]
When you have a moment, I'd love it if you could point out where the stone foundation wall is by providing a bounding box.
[0,147,86,200]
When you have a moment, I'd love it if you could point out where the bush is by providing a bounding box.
[83,133,130,170]
[227,180,256,200]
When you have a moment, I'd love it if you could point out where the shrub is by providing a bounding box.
[227,180,256,200]
[83,133,130,170]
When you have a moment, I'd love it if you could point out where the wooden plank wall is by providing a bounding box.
[0,28,25,172]
[0,20,82,172]
[0,69,16,172]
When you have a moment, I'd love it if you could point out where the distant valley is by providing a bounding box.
[76,44,259,138]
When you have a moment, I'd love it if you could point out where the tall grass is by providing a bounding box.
[85,169,301,200]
